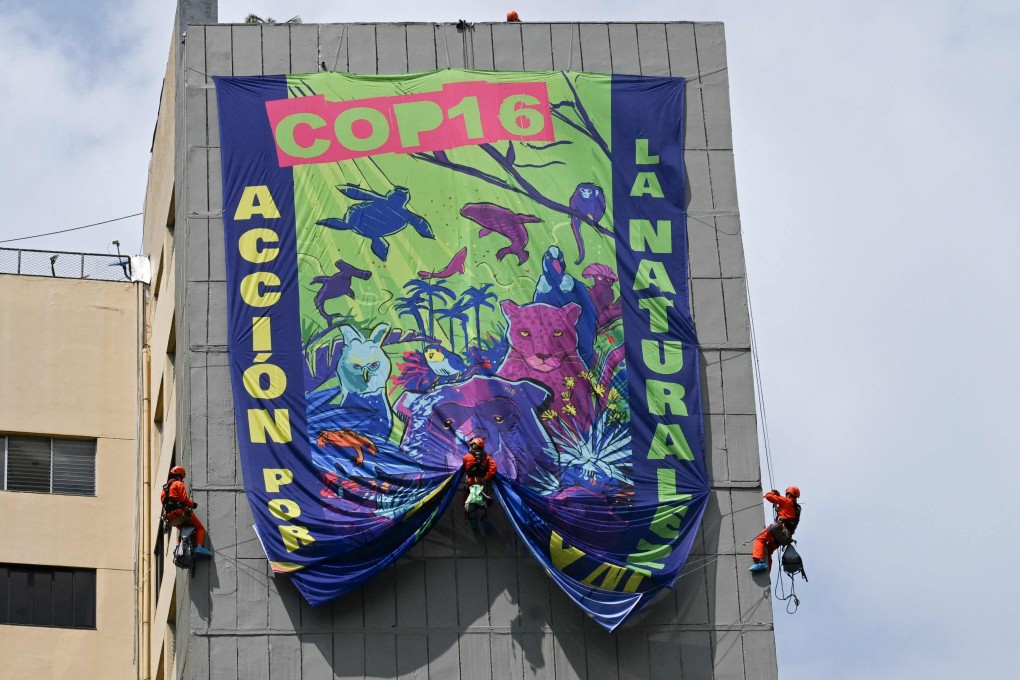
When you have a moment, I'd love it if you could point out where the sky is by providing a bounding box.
[2,0,1018,677]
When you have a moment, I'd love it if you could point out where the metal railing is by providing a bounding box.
[0,247,132,282]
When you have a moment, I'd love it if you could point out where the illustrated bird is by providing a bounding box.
[534,245,598,366]
[424,344,466,378]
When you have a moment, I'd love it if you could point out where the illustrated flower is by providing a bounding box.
[560,390,572,400]
[541,409,557,421]
[562,404,578,416]
[592,384,606,397]
[607,387,621,402]
[563,377,575,388]
[579,370,594,383]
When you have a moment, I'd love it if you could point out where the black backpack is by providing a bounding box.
[173,527,195,569]
[781,543,808,581]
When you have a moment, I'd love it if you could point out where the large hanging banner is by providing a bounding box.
[214,69,708,631]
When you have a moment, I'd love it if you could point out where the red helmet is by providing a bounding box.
[785,485,800,499]
[170,466,186,478]
[506,10,520,22]
[469,437,485,449]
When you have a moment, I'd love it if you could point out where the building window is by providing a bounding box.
[153,526,165,604]
[0,563,96,629]
[0,435,96,496]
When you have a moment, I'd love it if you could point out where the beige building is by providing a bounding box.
[0,264,141,678]
[136,15,183,680]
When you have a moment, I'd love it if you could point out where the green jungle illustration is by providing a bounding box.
[291,72,634,540]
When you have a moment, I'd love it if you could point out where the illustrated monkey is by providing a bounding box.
[568,183,607,264]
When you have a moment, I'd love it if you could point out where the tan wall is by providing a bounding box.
[139,33,181,680]
[143,35,178,297]
[0,275,137,440]
[0,273,138,680]
[0,569,135,679]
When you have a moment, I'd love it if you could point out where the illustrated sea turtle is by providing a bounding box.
[317,185,435,261]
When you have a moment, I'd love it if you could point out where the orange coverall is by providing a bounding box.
[463,451,497,486]
[462,451,497,524]
[161,479,207,547]
[752,491,799,568]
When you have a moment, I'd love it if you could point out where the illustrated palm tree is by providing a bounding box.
[460,283,499,347]
[402,279,455,339]
[435,299,471,353]
[394,289,428,349]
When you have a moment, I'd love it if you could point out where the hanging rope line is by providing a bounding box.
[0,212,142,245]
[745,275,776,491]
[773,545,800,614]
[331,25,349,72]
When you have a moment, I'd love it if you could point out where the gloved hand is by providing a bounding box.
[768,489,779,496]
[191,502,199,509]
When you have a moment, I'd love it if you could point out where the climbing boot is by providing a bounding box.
[748,560,768,573]
[193,546,214,558]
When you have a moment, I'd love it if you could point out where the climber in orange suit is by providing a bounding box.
[462,438,498,531]
[161,466,213,557]
[750,486,801,572]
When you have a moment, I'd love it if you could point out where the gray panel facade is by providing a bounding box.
[173,17,776,680]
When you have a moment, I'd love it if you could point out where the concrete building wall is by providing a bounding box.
[163,12,776,679]
[0,273,138,680]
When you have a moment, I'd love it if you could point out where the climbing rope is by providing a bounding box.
[773,545,800,614]
[745,276,776,491]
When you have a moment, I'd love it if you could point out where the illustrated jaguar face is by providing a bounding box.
[395,375,555,482]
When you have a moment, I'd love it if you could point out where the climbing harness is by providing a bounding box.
[767,521,793,547]
[159,480,192,531]
[161,480,201,571]
[766,499,801,547]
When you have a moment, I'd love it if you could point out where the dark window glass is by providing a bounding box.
[30,571,53,626]
[52,570,73,627]
[0,564,95,629]
[0,566,7,625]
[154,528,165,605]
[6,437,50,492]
[72,570,96,629]
[52,439,96,495]
[2,435,96,496]
[8,568,31,625]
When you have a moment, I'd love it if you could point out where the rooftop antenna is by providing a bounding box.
[110,239,131,280]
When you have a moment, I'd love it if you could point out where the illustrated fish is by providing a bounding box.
[418,247,467,280]
[460,202,540,265]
